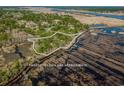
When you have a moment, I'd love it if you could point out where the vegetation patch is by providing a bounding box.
[35,33,75,54]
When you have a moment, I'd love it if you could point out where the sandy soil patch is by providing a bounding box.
[71,13,124,27]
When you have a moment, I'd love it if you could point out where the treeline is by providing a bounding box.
[80,7,124,12]
[49,6,124,12]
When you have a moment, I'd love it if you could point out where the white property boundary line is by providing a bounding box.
[27,31,86,56]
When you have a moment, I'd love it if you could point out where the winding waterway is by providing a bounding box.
[52,8,124,34]
[80,11,124,20]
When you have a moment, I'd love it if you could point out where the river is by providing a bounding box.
[52,8,124,34]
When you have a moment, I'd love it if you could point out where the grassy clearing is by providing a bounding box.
[35,33,74,53]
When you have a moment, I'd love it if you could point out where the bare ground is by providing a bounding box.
[71,13,124,27]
